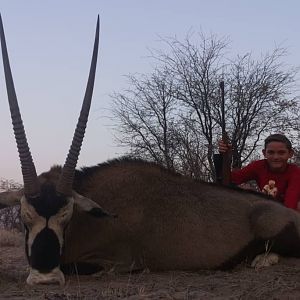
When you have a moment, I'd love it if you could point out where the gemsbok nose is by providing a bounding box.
[26,267,65,286]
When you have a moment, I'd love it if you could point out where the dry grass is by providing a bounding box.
[0,232,299,299]
[0,229,23,247]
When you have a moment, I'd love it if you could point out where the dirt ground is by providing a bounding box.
[0,236,300,300]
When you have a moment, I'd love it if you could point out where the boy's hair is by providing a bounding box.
[264,134,292,150]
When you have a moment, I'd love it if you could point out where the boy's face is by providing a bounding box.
[262,141,294,172]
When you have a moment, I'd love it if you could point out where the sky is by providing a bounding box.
[0,0,300,182]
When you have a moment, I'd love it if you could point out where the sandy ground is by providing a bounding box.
[0,237,300,299]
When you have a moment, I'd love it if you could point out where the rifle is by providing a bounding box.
[214,81,232,185]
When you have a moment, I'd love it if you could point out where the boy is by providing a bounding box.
[218,134,300,210]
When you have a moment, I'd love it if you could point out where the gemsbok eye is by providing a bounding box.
[59,211,71,223]
[22,211,33,222]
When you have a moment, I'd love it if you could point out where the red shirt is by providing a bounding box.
[231,159,300,209]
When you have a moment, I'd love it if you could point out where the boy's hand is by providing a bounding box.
[218,140,232,153]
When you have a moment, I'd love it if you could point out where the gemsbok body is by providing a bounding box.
[1,15,300,286]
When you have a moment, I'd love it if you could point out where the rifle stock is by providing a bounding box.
[221,131,232,185]
[220,81,232,185]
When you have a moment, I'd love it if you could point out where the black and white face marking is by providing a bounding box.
[20,184,74,285]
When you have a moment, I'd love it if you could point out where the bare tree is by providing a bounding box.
[112,32,300,181]
[0,178,22,231]
[112,67,179,170]
[172,117,211,180]
[226,49,300,168]
[151,33,228,178]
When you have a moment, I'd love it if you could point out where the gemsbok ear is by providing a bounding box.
[0,190,23,208]
[73,191,117,218]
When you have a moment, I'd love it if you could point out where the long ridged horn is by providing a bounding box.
[0,14,39,196]
[56,16,100,196]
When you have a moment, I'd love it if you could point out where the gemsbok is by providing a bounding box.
[1,15,300,286]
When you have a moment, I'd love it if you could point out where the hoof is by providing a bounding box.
[251,252,279,269]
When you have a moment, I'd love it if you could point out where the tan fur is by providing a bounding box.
[55,160,300,271]
[20,197,46,257]
[2,160,300,275]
